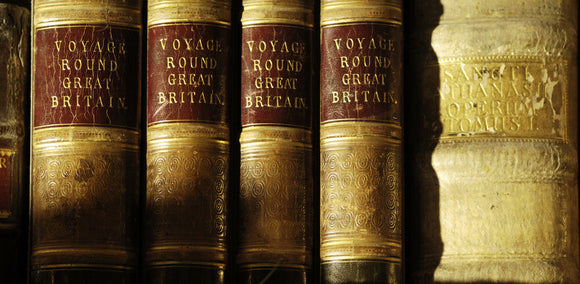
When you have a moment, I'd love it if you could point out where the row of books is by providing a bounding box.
[0,0,578,283]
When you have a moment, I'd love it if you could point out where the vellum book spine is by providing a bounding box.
[146,0,231,283]
[0,2,29,283]
[410,0,580,282]
[238,0,313,282]
[31,1,142,283]
[320,0,403,283]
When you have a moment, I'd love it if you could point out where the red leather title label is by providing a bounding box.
[0,150,12,216]
[34,26,140,129]
[241,26,312,128]
[321,24,402,124]
[148,24,230,125]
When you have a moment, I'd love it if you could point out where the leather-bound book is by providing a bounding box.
[408,0,580,282]
[238,0,314,282]
[31,1,142,283]
[0,1,29,283]
[319,0,403,283]
[146,0,231,283]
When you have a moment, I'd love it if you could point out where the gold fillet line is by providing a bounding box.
[322,18,402,27]
[149,19,230,27]
[149,240,227,245]
[33,247,134,254]
[240,246,309,251]
[147,140,229,148]
[321,118,402,125]
[33,142,139,152]
[148,1,229,8]
[33,127,139,137]
[241,126,312,136]
[33,141,139,148]
[35,21,141,29]
[242,122,312,129]
[322,256,401,263]
[148,245,226,252]
[320,4,402,13]
[241,141,312,149]
[321,240,401,247]
[147,259,227,266]
[147,133,229,140]
[320,123,403,131]
[33,131,140,140]
[239,263,310,270]
[148,120,229,127]
[320,120,402,126]
[35,264,134,271]
[148,21,231,28]
[34,5,141,11]
[321,21,401,28]
[238,248,310,257]
[243,21,313,28]
[321,258,401,265]
[147,261,226,268]
[320,246,402,253]
[148,138,229,147]
[33,123,140,131]
[147,122,229,129]
[148,2,229,10]
[147,125,229,138]
[321,136,402,145]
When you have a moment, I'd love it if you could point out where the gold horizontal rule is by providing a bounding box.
[33,126,139,153]
[147,123,229,145]
[148,0,231,27]
[241,0,314,27]
[320,0,402,26]
[34,0,141,28]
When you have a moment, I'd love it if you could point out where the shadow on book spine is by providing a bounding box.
[145,1,232,283]
[238,0,314,283]
[31,1,142,283]
[320,0,404,283]
[0,2,29,284]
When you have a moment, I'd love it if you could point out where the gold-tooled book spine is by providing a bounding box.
[320,0,403,283]
[239,0,313,282]
[408,0,579,282]
[31,1,141,283]
[0,2,29,283]
[146,0,230,283]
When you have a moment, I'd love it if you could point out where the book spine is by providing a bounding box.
[0,2,29,283]
[319,1,403,283]
[409,0,579,282]
[145,1,231,282]
[238,0,313,282]
[31,1,142,283]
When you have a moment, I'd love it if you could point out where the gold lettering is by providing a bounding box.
[61,59,70,70]
[158,92,166,104]
[55,40,62,52]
